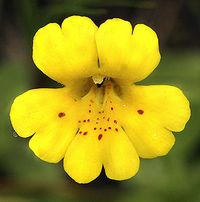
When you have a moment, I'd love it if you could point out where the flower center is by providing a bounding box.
[92,75,105,85]
[76,80,122,142]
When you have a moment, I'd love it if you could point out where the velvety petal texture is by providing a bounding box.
[118,85,190,158]
[10,16,191,184]
[10,88,78,162]
[96,18,160,82]
[33,16,99,84]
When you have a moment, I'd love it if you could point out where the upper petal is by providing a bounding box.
[96,18,160,83]
[33,16,98,84]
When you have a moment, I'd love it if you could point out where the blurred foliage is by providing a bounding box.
[0,0,200,202]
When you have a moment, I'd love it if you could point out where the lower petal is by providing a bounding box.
[10,88,79,162]
[122,85,191,132]
[29,120,77,163]
[10,88,77,137]
[103,129,140,180]
[64,132,102,184]
[124,118,175,158]
[118,84,190,158]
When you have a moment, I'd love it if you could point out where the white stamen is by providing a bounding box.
[92,75,105,84]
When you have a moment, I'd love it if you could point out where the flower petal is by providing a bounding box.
[124,119,175,158]
[10,88,78,162]
[118,85,190,158]
[64,131,102,184]
[96,18,160,82]
[29,120,77,163]
[33,16,98,84]
[102,128,139,180]
[124,85,191,132]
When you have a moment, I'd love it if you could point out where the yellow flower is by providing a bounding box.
[10,16,190,184]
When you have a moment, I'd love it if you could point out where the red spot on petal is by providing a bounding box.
[111,107,113,111]
[79,131,82,134]
[115,128,118,132]
[114,120,117,124]
[104,129,107,132]
[89,110,91,113]
[58,112,65,118]
[83,120,86,122]
[98,134,103,140]
[94,127,97,130]
[83,132,88,135]
[137,109,144,115]
[108,127,111,130]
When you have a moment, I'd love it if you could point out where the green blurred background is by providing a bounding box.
[0,0,200,201]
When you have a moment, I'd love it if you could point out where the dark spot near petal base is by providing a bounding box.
[98,134,103,140]
[137,109,144,115]
[58,112,65,118]
[83,132,88,135]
